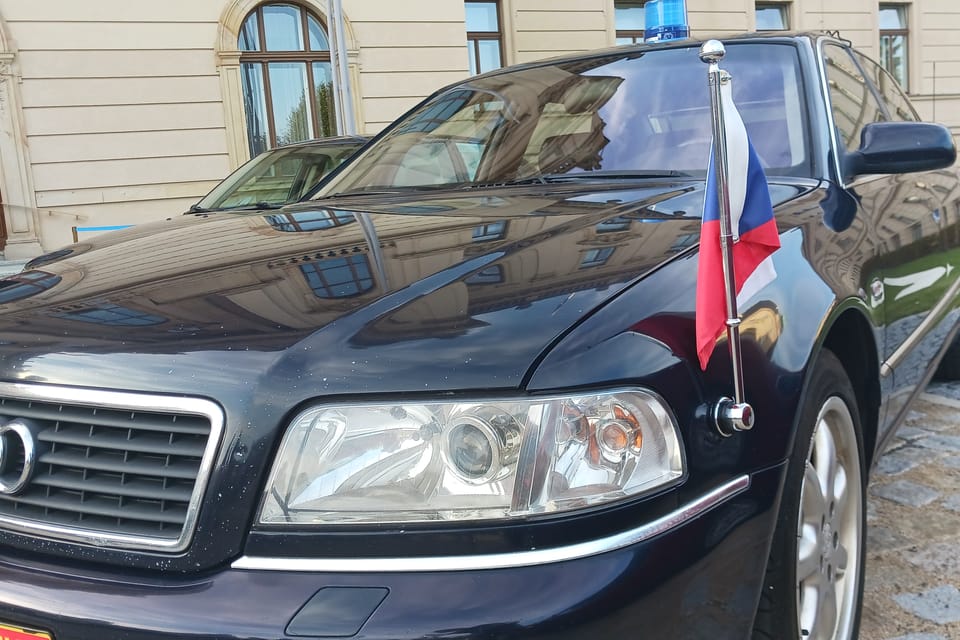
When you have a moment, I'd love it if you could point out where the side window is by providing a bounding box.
[822,44,887,151]
[852,51,918,122]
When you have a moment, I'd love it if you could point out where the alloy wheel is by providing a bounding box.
[795,396,863,640]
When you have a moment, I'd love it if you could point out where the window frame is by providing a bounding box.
[465,0,506,75]
[266,210,355,232]
[596,216,631,233]
[818,39,892,185]
[472,221,508,242]
[0,270,62,304]
[755,2,790,31]
[239,2,337,154]
[878,3,909,91]
[52,303,166,327]
[300,254,375,299]
[580,247,615,268]
[466,264,505,285]
[614,1,647,45]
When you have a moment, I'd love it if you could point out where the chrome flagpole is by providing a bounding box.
[700,40,754,436]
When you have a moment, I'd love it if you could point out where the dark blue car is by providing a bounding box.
[0,32,956,640]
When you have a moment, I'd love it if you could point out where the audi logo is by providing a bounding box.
[0,419,36,495]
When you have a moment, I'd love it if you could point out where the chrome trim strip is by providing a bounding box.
[233,474,751,573]
[881,272,960,377]
[0,381,224,553]
[815,35,846,187]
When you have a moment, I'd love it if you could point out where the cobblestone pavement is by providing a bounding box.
[860,383,960,639]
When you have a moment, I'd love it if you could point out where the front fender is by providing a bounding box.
[526,186,879,477]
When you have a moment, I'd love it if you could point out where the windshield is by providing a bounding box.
[197,142,361,210]
[319,43,808,197]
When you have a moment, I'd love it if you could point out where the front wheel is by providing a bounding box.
[753,350,866,640]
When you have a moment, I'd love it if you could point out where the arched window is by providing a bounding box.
[239,3,338,158]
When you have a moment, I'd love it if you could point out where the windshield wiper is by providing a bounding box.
[318,184,462,199]
[317,190,406,199]
[219,202,286,211]
[465,171,692,190]
[189,201,285,214]
[455,176,553,190]
[538,170,693,181]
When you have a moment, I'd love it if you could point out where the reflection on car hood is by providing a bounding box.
[0,181,809,397]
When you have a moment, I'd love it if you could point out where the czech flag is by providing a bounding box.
[695,76,781,370]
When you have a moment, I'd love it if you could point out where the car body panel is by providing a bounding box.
[0,464,782,640]
[0,181,807,571]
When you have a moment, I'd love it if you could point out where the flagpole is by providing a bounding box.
[700,40,755,437]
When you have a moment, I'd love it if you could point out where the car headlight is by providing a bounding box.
[260,389,684,524]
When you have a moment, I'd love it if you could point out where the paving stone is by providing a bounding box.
[905,408,928,421]
[893,585,960,624]
[885,437,909,453]
[863,390,960,637]
[943,493,960,513]
[904,541,960,577]
[914,434,960,453]
[897,426,937,441]
[871,480,941,507]
[867,525,910,551]
[877,447,934,476]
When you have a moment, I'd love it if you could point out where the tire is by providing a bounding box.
[753,349,866,640]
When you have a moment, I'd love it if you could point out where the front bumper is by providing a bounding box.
[0,465,783,640]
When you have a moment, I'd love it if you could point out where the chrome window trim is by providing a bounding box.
[0,381,224,553]
[881,274,960,377]
[815,35,848,188]
[233,474,750,573]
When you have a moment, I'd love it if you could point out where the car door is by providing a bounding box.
[822,42,960,436]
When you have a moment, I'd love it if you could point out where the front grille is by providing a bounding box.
[0,383,223,552]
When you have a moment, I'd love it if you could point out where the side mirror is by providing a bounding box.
[844,121,956,180]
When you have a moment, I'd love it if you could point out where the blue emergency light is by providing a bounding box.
[644,0,689,42]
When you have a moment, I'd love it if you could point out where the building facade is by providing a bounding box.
[0,0,956,257]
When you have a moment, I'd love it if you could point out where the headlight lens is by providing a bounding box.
[260,390,684,524]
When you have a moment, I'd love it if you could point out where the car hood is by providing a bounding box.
[0,180,808,400]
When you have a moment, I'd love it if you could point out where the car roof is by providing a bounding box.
[463,31,844,83]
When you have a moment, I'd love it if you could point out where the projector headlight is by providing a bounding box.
[260,389,684,525]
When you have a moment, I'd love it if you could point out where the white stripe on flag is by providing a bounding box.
[720,77,749,241]
[736,255,777,307]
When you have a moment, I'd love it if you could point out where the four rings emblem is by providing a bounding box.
[0,419,36,495]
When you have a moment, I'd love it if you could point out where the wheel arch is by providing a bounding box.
[819,305,881,469]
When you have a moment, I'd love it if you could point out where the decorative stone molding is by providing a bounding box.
[215,0,362,168]
[0,21,43,258]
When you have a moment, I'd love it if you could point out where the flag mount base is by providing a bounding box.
[713,397,755,437]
